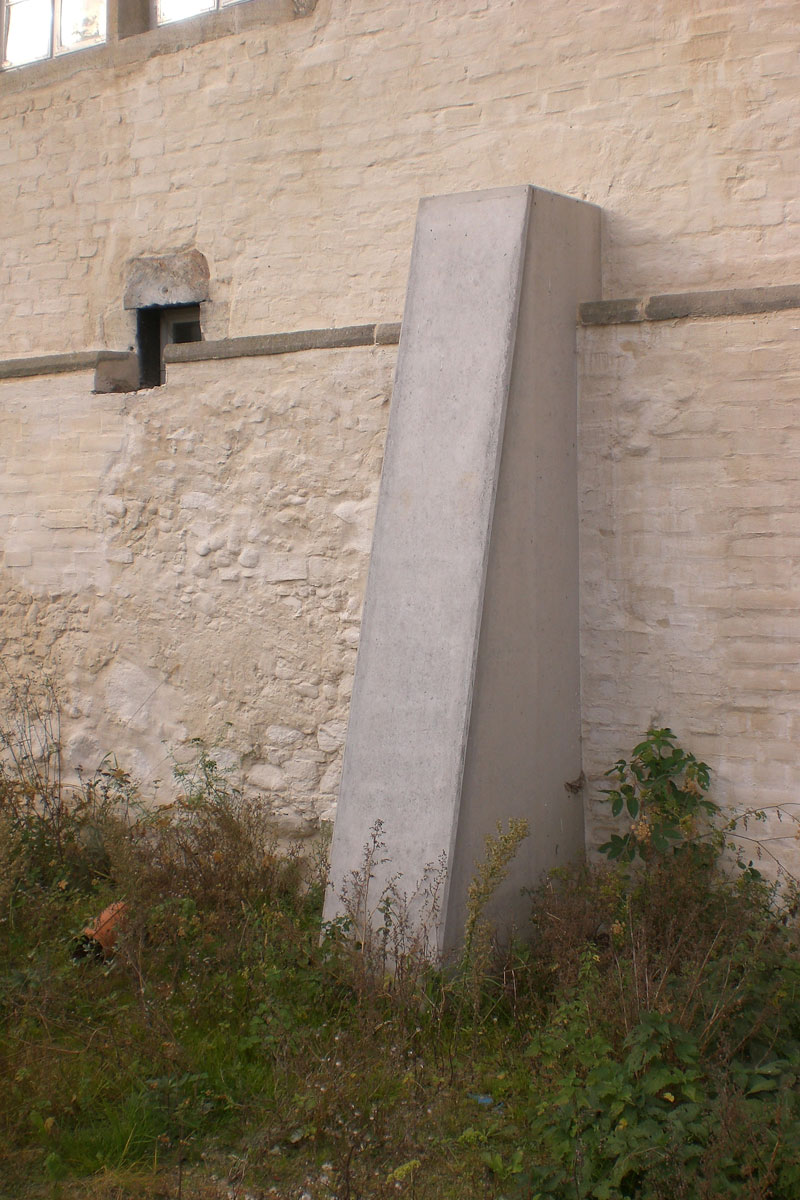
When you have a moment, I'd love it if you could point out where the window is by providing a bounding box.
[157,0,244,25]
[2,0,105,67]
[1,0,250,67]
[137,304,202,388]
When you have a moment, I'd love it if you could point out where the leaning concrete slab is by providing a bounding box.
[325,185,600,954]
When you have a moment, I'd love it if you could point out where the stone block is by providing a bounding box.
[123,249,210,310]
[94,352,140,393]
[262,554,307,582]
[4,547,33,567]
[644,285,800,322]
[579,298,643,325]
[375,322,402,344]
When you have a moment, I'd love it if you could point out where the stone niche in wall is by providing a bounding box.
[114,249,211,391]
[123,249,210,311]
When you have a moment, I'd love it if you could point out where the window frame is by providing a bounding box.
[1,0,252,67]
[156,0,244,28]
[0,0,314,78]
[2,0,107,68]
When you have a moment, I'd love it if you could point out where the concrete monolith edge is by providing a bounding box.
[441,187,601,948]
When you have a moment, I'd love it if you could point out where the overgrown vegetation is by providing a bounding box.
[2,679,800,1199]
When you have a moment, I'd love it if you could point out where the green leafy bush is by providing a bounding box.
[599,726,718,864]
[511,729,800,1198]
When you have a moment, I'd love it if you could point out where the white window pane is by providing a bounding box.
[4,0,52,66]
[57,0,105,50]
[157,0,215,25]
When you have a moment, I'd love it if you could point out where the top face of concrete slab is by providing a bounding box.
[419,183,599,217]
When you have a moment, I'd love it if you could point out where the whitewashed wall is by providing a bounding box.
[580,309,800,869]
[0,349,394,832]
[1,0,797,355]
[2,0,800,861]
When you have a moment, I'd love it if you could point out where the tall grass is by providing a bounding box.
[2,682,800,1198]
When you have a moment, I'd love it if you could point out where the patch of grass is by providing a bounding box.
[3,686,800,1199]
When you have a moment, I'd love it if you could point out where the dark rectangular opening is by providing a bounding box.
[136,307,162,388]
[136,303,202,387]
[171,320,202,344]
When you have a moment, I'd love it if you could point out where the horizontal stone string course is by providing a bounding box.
[579,283,800,326]
[0,350,132,380]
[0,325,402,381]
[163,322,402,363]
[4,286,799,379]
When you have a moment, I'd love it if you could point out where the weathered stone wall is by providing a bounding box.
[2,0,800,860]
[5,307,800,869]
[0,348,394,831]
[1,0,798,356]
[580,308,800,866]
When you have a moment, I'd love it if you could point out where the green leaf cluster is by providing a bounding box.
[599,727,720,865]
[514,951,800,1198]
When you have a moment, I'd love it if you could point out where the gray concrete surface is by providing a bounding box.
[324,185,600,953]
